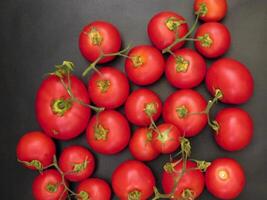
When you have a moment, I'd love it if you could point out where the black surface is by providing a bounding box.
[1,0,267,199]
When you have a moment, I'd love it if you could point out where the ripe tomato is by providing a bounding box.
[147,11,189,51]
[79,21,121,63]
[16,131,56,170]
[112,160,155,200]
[194,0,227,22]
[205,158,245,199]
[205,58,254,104]
[165,48,206,89]
[58,145,95,182]
[76,178,111,200]
[162,160,205,199]
[86,110,130,154]
[125,45,165,85]
[129,127,159,161]
[163,89,207,137]
[32,169,68,200]
[88,67,129,109]
[152,123,181,154]
[36,75,91,140]
[194,22,231,58]
[214,108,253,151]
[125,89,162,126]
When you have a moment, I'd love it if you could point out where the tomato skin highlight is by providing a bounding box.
[205,158,246,199]
[86,110,131,154]
[129,127,159,161]
[58,145,95,182]
[205,58,254,104]
[214,108,253,151]
[76,178,111,200]
[32,169,68,200]
[194,0,227,22]
[79,21,121,63]
[125,88,162,126]
[35,75,91,140]
[162,160,205,199]
[125,45,165,85]
[163,89,207,137]
[194,22,231,58]
[16,131,56,170]
[147,11,189,51]
[112,160,156,200]
[165,48,206,89]
[88,67,130,109]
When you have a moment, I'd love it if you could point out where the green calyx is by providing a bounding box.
[176,105,188,118]
[94,124,109,140]
[181,137,191,157]
[51,61,74,78]
[144,102,158,117]
[175,56,189,72]
[163,162,175,173]
[73,157,88,173]
[18,159,43,170]
[198,33,213,47]
[131,56,144,67]
[51,98,72,116]
[165,17,185,31]
[89,28,103,45]
[196,3,208,17]
[79,191,90,200]
[181,188,194,200]
[128,190,141,200]
[97,79,111,93]
[157,127,171,144]
[46,183,58,193]
[146,130,153,141]
[214,89,223,100]
[194,160,211,172]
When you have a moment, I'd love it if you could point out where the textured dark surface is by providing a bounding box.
[1,0,267,199]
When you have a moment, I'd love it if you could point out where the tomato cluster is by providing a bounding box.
[16,0,254,199]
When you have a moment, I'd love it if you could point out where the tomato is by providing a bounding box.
[88,67,129,109]
[129,127,159,161]
[32,169,68,200]
[79,21,121,63]
[194,0,227,22]
[58,145,95,182]
[36,75,91,140]
[152,123,181,154]
[125,89,162,126]
[205,158,245,199]
[112,160,155,200]
[162,160,205,199]
[86,110,131,154]
[16,131,56,170]
[165,48,206,88]
[205,58,254,104]
[163,89,207,137]
[76,178,111,200]
[214,108,253,151]
[125,45,165,85]
[147,11,189,51]
[194,22,231,58]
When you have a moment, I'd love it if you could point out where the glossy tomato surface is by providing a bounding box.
[205,158,245,199]
[88,67,129,109]
[79,21,121,63]
[35,75,91,140]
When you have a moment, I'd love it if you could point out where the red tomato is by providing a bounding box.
[79,21,121,63]
[147,11,189,51]
[163,89,207,137]
[36,75,91,140]
[205,158,245,199]
[125,89,162,126]
[58,145,95,182]
[112,160,156,200]
[194,22,231,58]
[16,131,56,170]
[86,110,131,154]
[165,48,206,88]
[32,169,68,200]
[88,67,129,109]
[214,108,253,151]
[152,123,181,154]
[76,178,111,200]
[129,127,159,161]
[162,160,205,199]
[125,45,165,85]
[194,0,227,22]
[205,58,254,104]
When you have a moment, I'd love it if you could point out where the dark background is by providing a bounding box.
[1,0,267,199]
